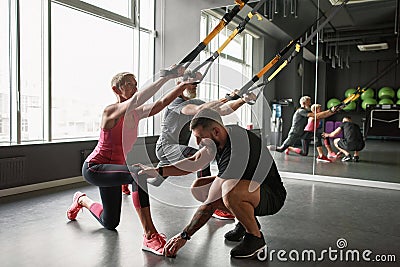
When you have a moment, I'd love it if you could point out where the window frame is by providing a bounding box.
[1,0,155,146]
[53,0,136,28]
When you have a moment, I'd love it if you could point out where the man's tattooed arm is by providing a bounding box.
[183,202,217,236]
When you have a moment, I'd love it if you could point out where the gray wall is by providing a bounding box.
[154,0,232,71]
[0,137,159,189]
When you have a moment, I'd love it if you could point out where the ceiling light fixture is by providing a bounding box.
[357,43,389,51]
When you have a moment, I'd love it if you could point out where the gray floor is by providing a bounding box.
[271,139,400,184]
[0,175,399,267]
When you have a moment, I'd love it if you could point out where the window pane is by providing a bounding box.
[199,12,253,127]
[223,29,243,60]
[20,0,43,141]
[0,0,10,143]
[137,31,155,136]
[51,3,135,140]
[81,0,131,18]
[139,0,154,30]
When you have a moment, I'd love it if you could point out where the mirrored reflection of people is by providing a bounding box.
[66,67,200,256]
[154,74,256,220]
[138,108,286,259]
[270,96,337,156]
[287,104,332,162]
[322,116,365,162]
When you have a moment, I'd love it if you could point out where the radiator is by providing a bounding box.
[0,157,26,188]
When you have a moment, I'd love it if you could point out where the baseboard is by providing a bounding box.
[281,171,400,191]
[0,176,85,197]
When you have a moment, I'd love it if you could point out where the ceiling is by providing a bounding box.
[243,0,398,62]
[250,0,397,43]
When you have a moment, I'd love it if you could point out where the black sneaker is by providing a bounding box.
[342,155,352,162]
[230,232,266,258]
[353,156,359,162]
[224,218,261,242]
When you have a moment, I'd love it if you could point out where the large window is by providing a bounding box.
[0,0,155,145]
[51,4,135,140]
[0,0,11,143]
[20,0,44,141]
[199,12,254,128]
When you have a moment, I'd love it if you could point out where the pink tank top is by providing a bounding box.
[304,117,320,132]
[86,110,139,165]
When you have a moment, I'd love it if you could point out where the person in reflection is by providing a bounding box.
[66,66,199,256]
[286,103,334,162]
[322,116,365,162]
[137,108,287,259]
[269,96,337,156]
[153,73,256,220]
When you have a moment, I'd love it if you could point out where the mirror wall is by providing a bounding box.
[204,0,400,184]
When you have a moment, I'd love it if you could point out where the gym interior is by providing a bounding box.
[1,0,399,266]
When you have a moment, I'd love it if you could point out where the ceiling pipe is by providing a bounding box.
[290,0,295,14]
[395,0,399,35]
[323,33,395,43]
[283,0,287,17]
[269,0,274,21]
[311,26,314,45]
[326,40,363,46]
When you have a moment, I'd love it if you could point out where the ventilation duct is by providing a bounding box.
[329,0,381,5]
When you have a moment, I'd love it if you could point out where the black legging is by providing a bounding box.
[82,161,149,230]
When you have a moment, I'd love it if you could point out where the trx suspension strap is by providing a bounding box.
[229,0,350,103]
[160,0,249,77]
[188,0,267,84]
[332,58,399,112]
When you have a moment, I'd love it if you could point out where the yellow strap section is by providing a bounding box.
[343,87,364,104]
[256,57,279,78]
[217,28,239,54]
[203,21,225,44]
[248,12,253,19]
[203,1,246,45]
[255,13,262,20]
[268,61,288,81]
[295,43,301,52]
[235,0,245,8]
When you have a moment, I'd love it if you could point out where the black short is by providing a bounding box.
[337,139,365,151]
[254,182,286,216]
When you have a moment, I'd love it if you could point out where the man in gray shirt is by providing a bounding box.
[153,77,255,219]
[272,96,336,154]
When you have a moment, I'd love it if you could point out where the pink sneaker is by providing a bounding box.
[122,184,131,195]
[142,233,167,255]
[293,148,302,154]
[285,149,290,155]
[317,155,332,163]
[67,191,86,220]
[328,152,337,158]
[212,209,235,220]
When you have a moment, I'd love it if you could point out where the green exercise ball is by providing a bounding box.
[345,88,356,98]
[378,87,395,99]
[361,88,374,100]
[397,88,400,99]
[327,98,341,109]
[378,98,394,105]
[397,99,400,105]
[361,98,377,110]
[343,101,356,111]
